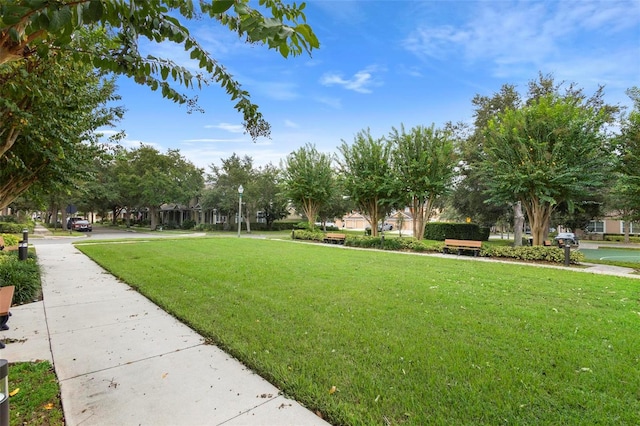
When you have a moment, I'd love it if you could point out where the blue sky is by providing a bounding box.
[99,0,640,171]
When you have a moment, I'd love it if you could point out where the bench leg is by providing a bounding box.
[0,314,8,349]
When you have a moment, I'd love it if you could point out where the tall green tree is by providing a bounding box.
[483,90,616,245]
[388,124,457,240]
[202,153,253,230]
[251,163,289,230]
[452,85,520,230]
[281,143,333,229]
[338,129,395,237]
[119,145,204,230]
[0,59,120,209]
[609,87,640,242]
[0,0,319,140]
[318,177,353,230]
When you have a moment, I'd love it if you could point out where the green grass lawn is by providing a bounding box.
[9,361,64,426]
[76,238,640,425]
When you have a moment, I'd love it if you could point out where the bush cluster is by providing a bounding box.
[318,233,583,265]
[292,229,325,242]
[481,245,585,264]
[1,234,19,246]
[604,235,640,243]
[345,236,444,252]
[181,220,196,230]
[0,222,27,233]
[424,222,490,241]
[0,252,41,304]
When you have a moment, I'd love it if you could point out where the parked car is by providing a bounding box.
[72,220,92,232]
[67,217,83,230]
[379,223,393,231]
[554,232,578,247]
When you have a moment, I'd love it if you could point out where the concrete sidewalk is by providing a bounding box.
[1,241,328,426]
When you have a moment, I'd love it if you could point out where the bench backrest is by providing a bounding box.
[444,239,482,248]
[326,233,346,239]
[0,286,15,316]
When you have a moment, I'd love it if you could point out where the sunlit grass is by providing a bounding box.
[9,361,63,426]
[77,238,640,425]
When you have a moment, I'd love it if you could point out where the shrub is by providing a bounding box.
[344,236,442,252]
[181,220,196,230]
[403,238,443,253]
[292,229,324,242]
[604,234,640,243]
[0,222,25,233]
[424,222,489,241]
[1,234,19,246]
[481,245,584,264]
[0,255,41,304]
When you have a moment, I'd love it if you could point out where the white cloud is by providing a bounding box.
[284,119,299,128]
[403,1,640,94]
[204,123,245,133]
[320,66,383,94]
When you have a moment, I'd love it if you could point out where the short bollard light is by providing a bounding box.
[18,240,28,261]
[22,228,28,244]
[0,359,9,425]
[564,244,571,266]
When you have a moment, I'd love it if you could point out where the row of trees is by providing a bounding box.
[8,75,640,245]
[282,75,639,244]
[4,3,638,244]
[3,58,638,242]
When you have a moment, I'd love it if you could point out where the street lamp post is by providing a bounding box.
[237,185,244,237]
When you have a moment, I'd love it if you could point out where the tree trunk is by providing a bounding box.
[522,198,552,246]
[61,210,68,231]
[302,198,318,231]
[624,220,631,243]
[513,202,524,246]
[418,197,436,241]
[150,206,159,230]
[360,199,380,237]
[245,209,251,234]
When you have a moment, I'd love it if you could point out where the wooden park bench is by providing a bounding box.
[443,239,482,257]
[0,236,18,252]
[324,233,346,245]
[0,286,15,349]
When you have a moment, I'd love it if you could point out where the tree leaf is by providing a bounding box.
[208,1,235,14]
[48,7,73,33]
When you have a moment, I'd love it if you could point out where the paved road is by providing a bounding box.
[31,224,206,244]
